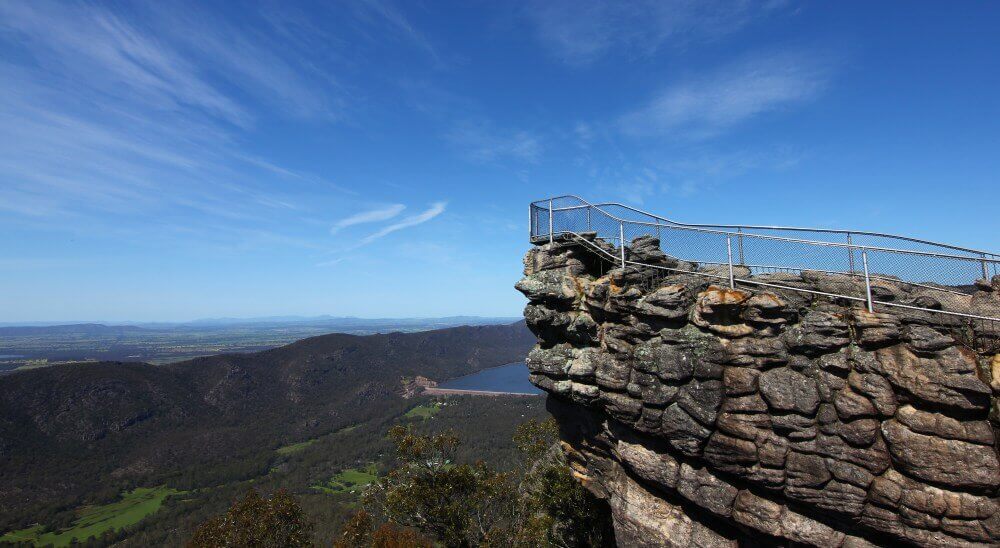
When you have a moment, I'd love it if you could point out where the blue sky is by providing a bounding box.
[1,1,998,322]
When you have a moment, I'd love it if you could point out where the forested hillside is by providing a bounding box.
[0,322,537,544]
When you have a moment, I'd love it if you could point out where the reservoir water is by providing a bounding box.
[438,362,541,395]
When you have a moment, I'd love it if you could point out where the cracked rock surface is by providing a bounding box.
[518,235,1000,547]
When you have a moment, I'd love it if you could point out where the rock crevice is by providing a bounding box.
[518,235,1000,547]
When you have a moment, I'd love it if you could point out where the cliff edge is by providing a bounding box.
[517,234,1000,547]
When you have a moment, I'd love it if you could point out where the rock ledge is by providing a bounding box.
[518,236,1000,547]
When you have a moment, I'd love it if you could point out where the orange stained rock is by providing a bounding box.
[700,285,751,305]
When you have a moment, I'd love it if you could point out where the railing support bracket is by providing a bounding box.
[619,222,626,269]
[726,235,735,289]
[737,227,745,265]
[862,250,874,313]
[847,233,855,274]
[548,199,554,245]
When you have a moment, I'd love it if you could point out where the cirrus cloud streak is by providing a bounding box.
[330,204,406,234]
[619,51,832,139]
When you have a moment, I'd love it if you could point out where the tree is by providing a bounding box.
[337,419,614,548]
[512,417,558,460]
[363,425,518,547]
[334,510,432,548]
[512,418,614,548]
[516,453,614,547]
[187,488,313,547]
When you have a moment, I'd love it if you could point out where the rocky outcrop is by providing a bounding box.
[518,235,1000,547]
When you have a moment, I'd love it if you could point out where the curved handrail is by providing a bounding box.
[529,195,1000,329]
[558,231,1000,324]
[556,215,997,263]
[531,194,999,259]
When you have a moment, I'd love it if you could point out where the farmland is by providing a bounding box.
[0,486,181,547]
[311,464,379,496]
[403,401,442,420]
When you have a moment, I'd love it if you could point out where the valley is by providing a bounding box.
[0,322,543,546]
[0,487,182,547]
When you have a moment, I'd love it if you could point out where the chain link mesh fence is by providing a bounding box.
[529,197,1000,351]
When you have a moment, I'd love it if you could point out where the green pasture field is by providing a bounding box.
[311,463,378,496]
[403,402,441,420]
[276,438,318,455]
[0,486,181,546]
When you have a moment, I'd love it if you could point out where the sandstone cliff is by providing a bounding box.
[517,234,1000,547]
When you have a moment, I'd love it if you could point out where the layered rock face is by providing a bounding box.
[517,235,1000,547]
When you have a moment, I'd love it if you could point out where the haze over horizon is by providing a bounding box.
[2,1,999,322]
[0,313,522,327]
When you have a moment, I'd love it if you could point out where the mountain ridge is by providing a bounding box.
[0,321,535,532]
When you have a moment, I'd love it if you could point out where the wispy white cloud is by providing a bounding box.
[573,122,596,150]
[351,0,443,66]
[315,258,347,268]
[658,146,805,178]
[358,202,447,245]
[330,204,406,233]
[0,0,359,249]
[525,0,787,65]
[141,2,343,121]
[233,154,357,196]
[448,123,542,164]
[582,141,806,204]
[0,2,252,126]
[315,202,446,265]
[619,51,831,139]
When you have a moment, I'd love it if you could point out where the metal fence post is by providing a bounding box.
[847,233,855,274]
[619,222,626,269]
[726,235,735,289]
[586,207,592,232]
[862,249,874,313]
[548,199,554,244]
[737,227,745,265]
[982,254,990,280]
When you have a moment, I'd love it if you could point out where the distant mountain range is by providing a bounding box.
[0,315,520,329]
[176,315,521,327]
[0,316,527,369]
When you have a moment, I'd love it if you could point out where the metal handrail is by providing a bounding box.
[531,195,1000,259]
[533,204,1000,275]
[528,196,1000,326]
[559,231,1000,323]
[547,211,998,264]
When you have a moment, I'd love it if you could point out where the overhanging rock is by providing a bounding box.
[518,235,1000,547]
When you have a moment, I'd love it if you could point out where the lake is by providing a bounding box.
[438,362,541,395]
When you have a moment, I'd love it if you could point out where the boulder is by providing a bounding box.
[759,367,820,415]
[882,419,1000,491]
[873,345,990,412]
[691,286,754,337]
[636,284,691,321]
[782,310,851,355]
